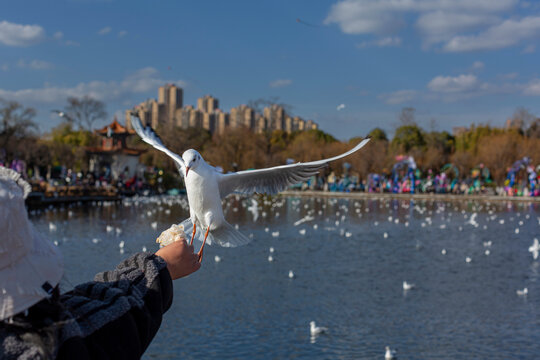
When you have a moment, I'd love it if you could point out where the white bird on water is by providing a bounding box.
[516,287,528,296]
[403,281,415,291]
[310,321,328,336]
[385,346,397,359]
[529,238,539,260]
[131,113,370,261]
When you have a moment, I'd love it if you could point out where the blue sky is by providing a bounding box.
[1,0,540,140]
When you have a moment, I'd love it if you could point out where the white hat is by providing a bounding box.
[0,167,63,320]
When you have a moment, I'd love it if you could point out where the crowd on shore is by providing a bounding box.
[294,167,539,197]
[2,159,539,198]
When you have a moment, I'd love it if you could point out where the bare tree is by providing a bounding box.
[398,107,416,126]
[247,97,293,115]
[506,107,536,132]
[0,99,37,160]
[64,96,107,130]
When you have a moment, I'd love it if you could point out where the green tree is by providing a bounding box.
[46,123,98,170]
[391,125,425,153]
[425,131,454,154]
[454,125,503,154]
[367,128,388,141]
[51,122,96,147]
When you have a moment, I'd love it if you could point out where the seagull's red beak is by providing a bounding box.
[185,166,190,177]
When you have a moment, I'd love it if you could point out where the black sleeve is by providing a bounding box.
[57,253,173,360]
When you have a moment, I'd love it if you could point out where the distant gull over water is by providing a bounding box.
[130,112,370,261]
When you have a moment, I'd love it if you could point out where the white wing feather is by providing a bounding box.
[130,113,185,175]
[217,137,370,198]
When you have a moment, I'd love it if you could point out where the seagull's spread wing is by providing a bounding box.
[217,137,370,198]
[130,114,185,175]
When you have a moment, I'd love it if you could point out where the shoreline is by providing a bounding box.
[280,190,540,203]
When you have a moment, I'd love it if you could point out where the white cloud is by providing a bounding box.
[53,31,63,39]
[64,40,80,46]
[379,89,417,104]
[98,26,112,35]
[325,0,516,35]
[0,21,45,46]
[499,72,518,80]
[377,36,402,47]
[522,44,536,53]
[523,79,540,95]
[1,63,8,71]
[444,16,540,52]
[17,59,53,70]
[269,79,292,88]
[357,36,402,48]
[416,11,499,46]
[325,0,540,52]
[118,30,128,38]
[0,67,188,104]
[381,72,539,104]
[337,103,346,111]
[427,74,480,93]
[325,0,406,35]
[471,61,485,70]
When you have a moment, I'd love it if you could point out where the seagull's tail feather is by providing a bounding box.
[179,218,251,248]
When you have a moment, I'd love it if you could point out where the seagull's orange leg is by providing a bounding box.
[198,227,210,263]
[190,223,196,246]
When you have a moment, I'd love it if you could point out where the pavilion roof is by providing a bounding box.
[95,118,135,136]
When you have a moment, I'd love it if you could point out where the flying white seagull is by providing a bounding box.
[130,112,370,261]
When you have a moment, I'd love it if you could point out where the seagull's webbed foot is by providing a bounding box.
[198,227,210,263]
[190,223,196,246]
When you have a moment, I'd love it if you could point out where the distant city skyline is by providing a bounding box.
[125,84,318,134]
[1,0,540,139]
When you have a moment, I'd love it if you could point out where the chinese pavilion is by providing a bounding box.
[86,118,146,180]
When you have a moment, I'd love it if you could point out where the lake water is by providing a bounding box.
[30,195,540,359]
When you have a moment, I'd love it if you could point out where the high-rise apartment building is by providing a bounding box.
[127,84,184,131]
[230,104,255,129]
[197,95,219,113]
[159,84,183,122]
[263,104,285,131]
[215,110,229,135]
[126,84,318,135]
